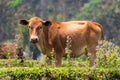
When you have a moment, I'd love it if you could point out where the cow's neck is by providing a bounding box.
[43,26,49,45]
[39,27,51,54]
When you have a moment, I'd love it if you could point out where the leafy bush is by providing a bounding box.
[0,67,120,80]
[0,41,120,79]
[96,41,120,68]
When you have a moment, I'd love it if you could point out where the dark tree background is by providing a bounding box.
[0,0,120,58]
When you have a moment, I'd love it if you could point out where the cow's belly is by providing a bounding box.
[63,46,87,57]
[71,46,87,57]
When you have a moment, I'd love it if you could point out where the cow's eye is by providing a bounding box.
[38,26,42,29]
[39,26,42,29]
[28,26,33,29]
[28,26,30,29]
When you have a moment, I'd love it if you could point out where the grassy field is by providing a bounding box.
[0,41,120,80]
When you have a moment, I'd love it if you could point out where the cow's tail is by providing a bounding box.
[93,22,105,45]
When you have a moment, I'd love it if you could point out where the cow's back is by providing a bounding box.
[50,21,103,57]
[49,21,89,57]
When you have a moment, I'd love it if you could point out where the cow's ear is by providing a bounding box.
[19,20,29,25]
[43,21,52,26]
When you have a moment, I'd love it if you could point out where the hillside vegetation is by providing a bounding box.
[0,0,120,45]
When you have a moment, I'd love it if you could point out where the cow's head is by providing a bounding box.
[20,17,51,44]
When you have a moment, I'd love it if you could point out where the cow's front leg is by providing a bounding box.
[52,39,63,67]
[55,52,62,67]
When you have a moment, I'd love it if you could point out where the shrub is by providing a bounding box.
[0,67,120,80]
[96,41,120,68]
[0,41,120,79]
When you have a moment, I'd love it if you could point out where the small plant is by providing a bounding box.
[39,55,49,67]
[15,34,23,49]
[6,49,11,67]
[65,36,72,66]
[96,41,120,68]
[50,48,55,67]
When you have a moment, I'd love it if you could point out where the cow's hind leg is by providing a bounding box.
[86,46,97,66]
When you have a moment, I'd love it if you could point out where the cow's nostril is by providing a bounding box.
[30,38,38,43]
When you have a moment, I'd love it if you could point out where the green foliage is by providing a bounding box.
[65,36,72,66]
[74,0,104,20]
[0,41,119,68]
[16,24,29,48]
[0,41,120,79]
[50,48,55,67]
[96,41,120,68]
[1,0,120,46]
[9,0,23,8]
[0,67,119,80]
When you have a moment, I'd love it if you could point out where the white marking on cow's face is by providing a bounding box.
[28,19,43,44]
[30,35,39,43]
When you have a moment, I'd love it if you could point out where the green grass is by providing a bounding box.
[0,41,120,79]
[0,41,120,68]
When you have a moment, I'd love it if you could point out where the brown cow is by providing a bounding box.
[20,17,104,67]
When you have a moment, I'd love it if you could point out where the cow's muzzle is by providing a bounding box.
[30,36,39,44]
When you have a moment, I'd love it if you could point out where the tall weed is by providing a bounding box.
[96,41,120,68]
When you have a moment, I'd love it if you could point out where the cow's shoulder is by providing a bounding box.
[50,21,61,26]
[48,22,61,45]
